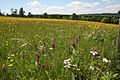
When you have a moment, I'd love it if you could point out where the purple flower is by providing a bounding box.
[72,42,76,48]
[2,65,7,71]
[52,42,55,49]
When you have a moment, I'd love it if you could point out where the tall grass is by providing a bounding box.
[0,17,119,80]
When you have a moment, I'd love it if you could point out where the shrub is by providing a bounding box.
[101,17,111,23]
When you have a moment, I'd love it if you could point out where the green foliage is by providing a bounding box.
[118,10,120,14]
[19,7,25,17]
[43,13,48,18]
[101,17,111,23]
[28,12,33,18]
[71,13,77,20]
[0,9,3,16]
[0,17,119,79]
[11,8,18,16]
[111,17,119,24]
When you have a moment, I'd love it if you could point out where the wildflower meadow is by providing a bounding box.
[0,17,120,80]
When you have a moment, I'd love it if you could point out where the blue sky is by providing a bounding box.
[0,0,120,14]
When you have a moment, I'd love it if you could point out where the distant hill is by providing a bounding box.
[80,13,120,17]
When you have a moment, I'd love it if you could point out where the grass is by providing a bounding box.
[0,17,120,80]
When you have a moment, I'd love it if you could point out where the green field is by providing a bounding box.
[0,17,120,80]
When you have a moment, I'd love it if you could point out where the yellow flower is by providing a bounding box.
[8,57,10,59]
[10,59,14,62]
[11,54,14,57]
[8,63,13,67]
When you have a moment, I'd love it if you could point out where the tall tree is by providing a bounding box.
[43,13,48,18]
[14,9,18,16]
[11,8,18,16]
[28,12,33,17]
[0,9,3,16]
[19,7,25,17]
[71,13,77,20]
[118,10,120,14]
[11,8,14,16]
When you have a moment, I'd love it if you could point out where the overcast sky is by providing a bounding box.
[0,0,120,14]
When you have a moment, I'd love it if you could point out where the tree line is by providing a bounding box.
[0,7,120,24]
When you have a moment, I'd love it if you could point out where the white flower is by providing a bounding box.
[90,66,94,70]
[64,65,70,68]
[102,58,111,63]
[64,58,70,62]
[64,60,67,64]
[49,48,53,50]
[11,54,15,57]
[35,61,38,66]
[64,58,71,68]
[77,69,80,71]
[90,51,98,56]
[72,64,77,67]
[10,59,14,62]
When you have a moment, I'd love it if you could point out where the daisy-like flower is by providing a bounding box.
[102,58,111,63]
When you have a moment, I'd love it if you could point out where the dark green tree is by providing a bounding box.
[71,13,77,20]
[0,9,3,16]
[118,10,120,14]
[101,17,111,23]
[19,7,25,17]
[11,8,18,16]
[43,13,48,18]
[14,9,18,16]
[28,12,32,17]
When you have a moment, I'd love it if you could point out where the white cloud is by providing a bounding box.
[94,4,120,13]
[105,5,120,12]
[26,0,44,14]
[102,0,113,2]
[102,0,110,2]
[65,1,100,14]
[67,1,100,10]
[44,6,65,14]
[25,0,118,14]
[101,0,113,4]
[93,2,100,6]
